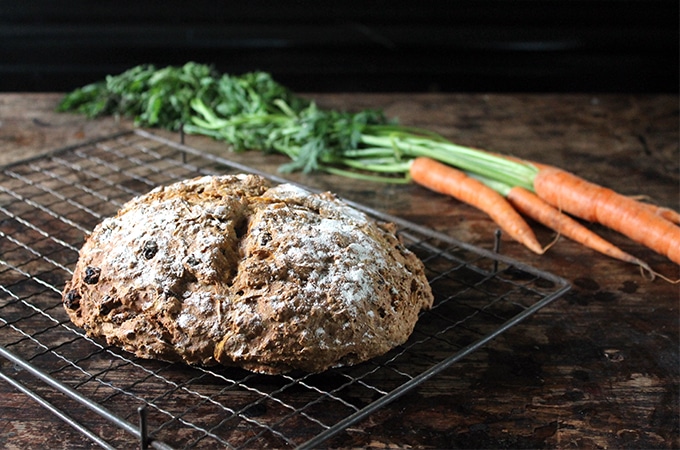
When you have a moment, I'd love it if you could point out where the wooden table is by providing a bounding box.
[0,93,677,449]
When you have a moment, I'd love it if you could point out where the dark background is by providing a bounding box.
[1,0,678,93]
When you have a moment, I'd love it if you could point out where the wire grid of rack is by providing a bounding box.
[0,130,570,449]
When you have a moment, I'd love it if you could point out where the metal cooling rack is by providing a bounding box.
[0,130,570,449]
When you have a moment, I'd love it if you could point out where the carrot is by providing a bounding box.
[626,195,680,225]
[533,165,680,265]
[505,156,680,226]
[638,202,680,225]
[409,157,544,254]
[505,185,653,269]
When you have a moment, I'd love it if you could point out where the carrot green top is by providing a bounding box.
[58,62,539,190]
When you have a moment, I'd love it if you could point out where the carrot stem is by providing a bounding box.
[359,133,539,190]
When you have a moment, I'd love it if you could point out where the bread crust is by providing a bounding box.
[63,174,433,374]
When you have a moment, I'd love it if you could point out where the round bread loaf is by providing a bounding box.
[62,174,433,374]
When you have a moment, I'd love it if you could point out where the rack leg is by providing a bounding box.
[492,229,502,272]
[139,405,148,449]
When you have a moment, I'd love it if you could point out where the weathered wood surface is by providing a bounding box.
[0,93,677,449]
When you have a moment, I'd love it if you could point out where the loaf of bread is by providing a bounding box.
[62,174,433,374]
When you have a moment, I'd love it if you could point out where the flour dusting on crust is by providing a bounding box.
[62,174,433,374]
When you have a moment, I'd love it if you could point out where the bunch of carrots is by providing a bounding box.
[56,63,679,280]
[409,156,679,281]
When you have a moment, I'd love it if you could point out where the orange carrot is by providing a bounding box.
[496,154,680,228]
[505,185,652,268]
[517,159,680,226]
[533,166,680,265]
[409,157,544,254]
[638,202,680,225]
